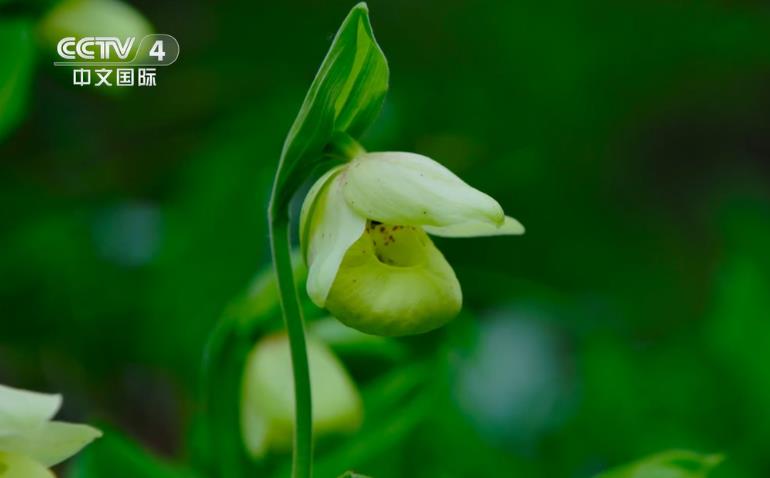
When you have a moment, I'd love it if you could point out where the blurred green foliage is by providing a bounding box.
[594,450,723,478]
[1,0,770,476]
[0,18,35,141]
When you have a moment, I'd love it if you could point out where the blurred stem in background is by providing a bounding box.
[268,206,313,478]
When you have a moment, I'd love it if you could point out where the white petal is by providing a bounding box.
[0,452,54,478]
[0,421,102,467]
[299,166,343,260]
[424,216,525,238]
[342,152,504,228]
[0,385,61,436]
[304,172,367,306]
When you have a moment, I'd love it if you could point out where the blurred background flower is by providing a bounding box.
[450,307,574,449]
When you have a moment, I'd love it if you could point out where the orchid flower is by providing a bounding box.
[300,151,524,336]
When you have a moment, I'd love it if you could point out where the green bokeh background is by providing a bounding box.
[1,0,770,476]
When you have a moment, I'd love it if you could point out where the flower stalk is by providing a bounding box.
[327,132,366,161]
[267,202,313,478]
[262,3,390,475]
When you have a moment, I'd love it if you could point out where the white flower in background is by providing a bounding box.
[241,333,362,458]
[39,0,153,61]
[0,384,102,478]
[300,151,524,336]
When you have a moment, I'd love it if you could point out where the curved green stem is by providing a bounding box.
[268,210,313,478]
[267,131,363,478]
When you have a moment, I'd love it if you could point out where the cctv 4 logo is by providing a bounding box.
[57,37,166,61]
